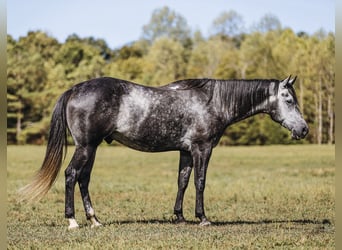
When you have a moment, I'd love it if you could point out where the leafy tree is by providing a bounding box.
[142,6,191,44]
[211,10,244,37]
[187,37,235,78]
[66,34,113,60]
[7,32,60,144]
[238,31,283,78]
[308,32,335,144]
[54,36,106,83]
[143,37,187,85]
[7,92,22,143]
[105,41,148,82]
[252,13,282,33]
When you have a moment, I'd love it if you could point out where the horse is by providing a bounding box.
[20,76,308,229]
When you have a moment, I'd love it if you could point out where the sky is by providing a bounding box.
[7,0,335,49]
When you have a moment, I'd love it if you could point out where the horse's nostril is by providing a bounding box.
[302,127,309,136]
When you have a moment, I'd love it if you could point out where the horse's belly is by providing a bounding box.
[110,130,182,152]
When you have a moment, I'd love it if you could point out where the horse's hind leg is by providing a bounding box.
[78,147,102,228]
[65,145,97,229]
[174,151,193,223]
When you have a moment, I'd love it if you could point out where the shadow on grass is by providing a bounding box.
[103,218,332,227]
[213,218,332,226]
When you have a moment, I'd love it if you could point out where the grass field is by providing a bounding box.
[7,145,334,249]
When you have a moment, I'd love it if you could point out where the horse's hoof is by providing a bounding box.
[174,218,187,224]
[68,224,79,230]
[68,218,79,230]
[90,217,103,228]
[199,219,211,226]
[173,214,187,224]
[91,222,103,228]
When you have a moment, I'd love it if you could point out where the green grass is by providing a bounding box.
[8,145,335,249]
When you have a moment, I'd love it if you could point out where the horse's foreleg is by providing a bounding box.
[78,147,102,228]
[174,151,193,223]
[192,146,212,226]
[65,145,97,229]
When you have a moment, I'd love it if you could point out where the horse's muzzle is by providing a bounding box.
[291,125,309,140]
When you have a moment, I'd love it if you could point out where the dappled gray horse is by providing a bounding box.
[20,76,308,229]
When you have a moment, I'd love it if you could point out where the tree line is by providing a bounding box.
[7,7,334,145]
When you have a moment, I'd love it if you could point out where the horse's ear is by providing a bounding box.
[288,75,297,86]
[280,75,291,88]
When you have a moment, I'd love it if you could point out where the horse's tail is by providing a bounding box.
[19,89,72,202]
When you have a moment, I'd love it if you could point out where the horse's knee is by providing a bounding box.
[179,177,189,190]
[179,166,192,189]
[195,178,206,192]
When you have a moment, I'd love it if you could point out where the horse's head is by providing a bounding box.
[269,76,309,140]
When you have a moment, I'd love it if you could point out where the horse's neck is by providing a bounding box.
[214,80,273,125]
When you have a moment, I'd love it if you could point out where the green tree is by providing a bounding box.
[187,37,235,78]
[237,31,282,78]
[252,13,282,33]
[144,37,186,85]
[105,41,147,82]
[54,36,106,82]
[211,10,244,37]
[307,32,335,144]
[142,6,191,44]
[7,31,60,144]
[66,34,113,60]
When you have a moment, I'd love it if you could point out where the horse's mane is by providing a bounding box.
[160,78,212,90]
[161,78,279,91]
[161,79,279,101]
[161,78,281,117]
